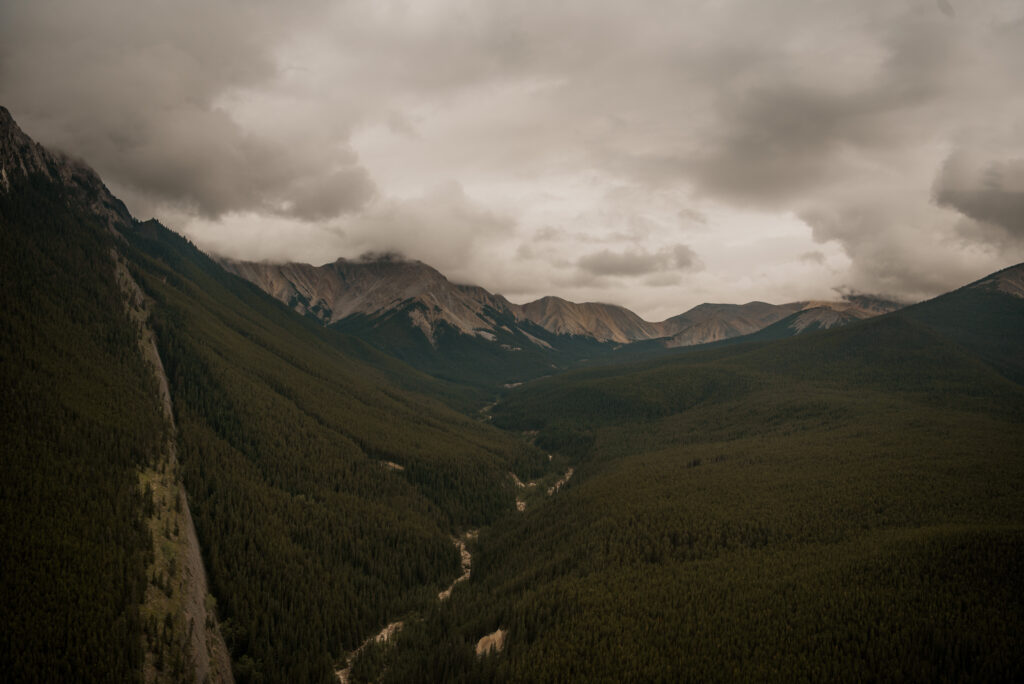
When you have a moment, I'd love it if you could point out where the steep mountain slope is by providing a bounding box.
[660,301,803,346]
[0,105,195,682]
[366,269,1024,682]
[220,256,515,341]
[1,107,556,683]
[899,261,1024,383]
[690,295,903,348]
[665,296,904,347]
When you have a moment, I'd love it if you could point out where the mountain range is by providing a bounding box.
[220,255,904,384]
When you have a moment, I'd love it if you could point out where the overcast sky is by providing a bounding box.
[3,0,1023,319]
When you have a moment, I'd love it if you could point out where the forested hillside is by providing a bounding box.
[123,219,550,682]
[0,157,165,681]
[365,302,1024,682]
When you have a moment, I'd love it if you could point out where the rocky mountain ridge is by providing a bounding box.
[221,256,517,344]
[0,106,131,232]
[221,256,907,349]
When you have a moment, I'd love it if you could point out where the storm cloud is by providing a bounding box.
[0,0,373,220]
[2,0,1023,315]
[934,152,1024,241]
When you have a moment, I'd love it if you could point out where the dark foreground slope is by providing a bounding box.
[369,285,1024,682]
[1,109,552,683]
[1,127,165,681]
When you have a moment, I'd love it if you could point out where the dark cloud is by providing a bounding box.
[689,85,865,204]
[671,245,700,270]
[282,168,377,222]
[577,244,700,277]
[0,0,373,221]
[683,9,961,207]
[357,250,407,263]
[934,152,1024,240]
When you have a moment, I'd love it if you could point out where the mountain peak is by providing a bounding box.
[968,262,1024,299]
[220,257,514,344]
[1,105,54,186]
[512,296,662,343]
[0,106,132,230]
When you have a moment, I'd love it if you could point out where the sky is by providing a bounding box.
[2,0,1023,320]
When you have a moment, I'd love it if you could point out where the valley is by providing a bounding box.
[2,105,1023,683]
[438,534,474,602]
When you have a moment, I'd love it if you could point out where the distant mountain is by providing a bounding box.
[220,256,516,343]
[661,301,804,347]
[224,256,907,384]
[735,295,904,344]
[511,295,664,343]
[220,256,621,385]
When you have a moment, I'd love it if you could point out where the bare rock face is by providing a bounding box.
[475,628,507,656]
[221,256,517,344]
[510,296,665,344]
[222,257,681,346]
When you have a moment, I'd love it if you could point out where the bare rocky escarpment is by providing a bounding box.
[115,256,234,684]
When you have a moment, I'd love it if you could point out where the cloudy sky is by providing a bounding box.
[3,0,1023,319]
